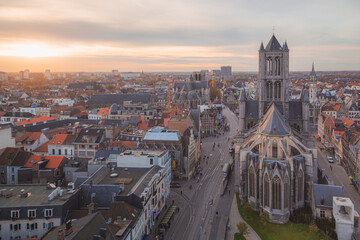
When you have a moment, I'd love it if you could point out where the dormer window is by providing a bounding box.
[44,209,53,218]
[11,210,20,219]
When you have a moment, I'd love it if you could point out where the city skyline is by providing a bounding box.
[0,0,359,72]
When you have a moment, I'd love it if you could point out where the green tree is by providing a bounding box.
[210,86,221,101]
[236,222,249,236]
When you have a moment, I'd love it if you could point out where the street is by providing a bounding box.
[317,148,360,213]
[164,107,239,240]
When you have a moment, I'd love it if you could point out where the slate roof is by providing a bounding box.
[313,184,344,208]
[173,80,208,91]
[289,101,303,120]
[87,93,152,106]
[189,109,200,133]
[259,104,291,136]
[74,128,104,144]
[41,212,115,240]
[132,165,162,197]
[245,101,259,119]
[265,35,283,51]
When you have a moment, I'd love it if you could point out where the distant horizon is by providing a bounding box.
[0,0,359,72]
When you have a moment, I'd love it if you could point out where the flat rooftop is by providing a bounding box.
[97,168,150,196]
[0,184,77,207]
[122,149,166,157]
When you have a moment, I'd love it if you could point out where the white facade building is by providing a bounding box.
[0,126,15,149]
[52,98,75,106]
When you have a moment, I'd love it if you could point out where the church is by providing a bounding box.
[237,35,317,224]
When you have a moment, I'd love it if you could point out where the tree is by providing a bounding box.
[236,222,249,236]
[210,86,221,102]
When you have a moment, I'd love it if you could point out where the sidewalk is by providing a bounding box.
[225,196,261,240]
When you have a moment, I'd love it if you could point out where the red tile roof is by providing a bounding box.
[138,123,148,131]
[16,132,42,144]
[49,134,68,145]
[333,103,341,112]
[342,117,355,128]
[24,155,64,169]
[97,107,110,116]
[17,116,54,126]
[33,140,50,153]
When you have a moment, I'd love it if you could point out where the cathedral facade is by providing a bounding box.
[237,35,317,224]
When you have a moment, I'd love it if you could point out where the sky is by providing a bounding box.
[0,0,359,72]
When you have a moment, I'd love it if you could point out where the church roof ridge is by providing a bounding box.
[259,103,291,136]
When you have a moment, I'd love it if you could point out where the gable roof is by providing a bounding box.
[313,184,344,208]
[33,140,50,153]
[49,134,75,146]
[260,104,291,136]
[17,116,54,126]
[16,132,42,144]
[24,155,65,169]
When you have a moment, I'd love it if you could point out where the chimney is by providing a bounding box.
[65,220,73,236]
[99,228,107,238]
[57,229,65,240]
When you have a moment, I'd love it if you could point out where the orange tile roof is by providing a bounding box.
[33,140,50,152]
[24,155,64,169]
[97,107,110,116]
[16,132,42,143]
[138,123,148,131]
[342,117,355,128]
[17,116,54,126]
[49,134,68,145]
[333,103,341,112]
[109,140,137,148]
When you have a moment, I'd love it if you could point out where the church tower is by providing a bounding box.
[309,63,317,105]
[258,35,290,118]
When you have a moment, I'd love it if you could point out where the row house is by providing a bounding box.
[0,184,79,240]
[0,112,34,124]
[73,128,105,158]
[16,132,49,152]
[47,134,75,158]
[20,155,67,184]
[0,148,31,184]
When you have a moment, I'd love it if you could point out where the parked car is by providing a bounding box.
[328,156,334,163]
[170,183,181,188]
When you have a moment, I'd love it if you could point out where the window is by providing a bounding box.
[284,176,289,208]
[48,222,54,229]
[150,158,153,165]
[44,209,53,218]
[52,149,55,155]
[249,167,255,197]
[297,170,303,202]
[28,209,36,218]
[320,210,325,218]
[87,151,94,156]
[65,149,67,155]
[264,174,270,207]
[58,149,61,155]
[11,223,21,231]
[11,210,20,219]
[272,176,282,210]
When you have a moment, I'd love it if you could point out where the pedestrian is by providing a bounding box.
[181,190,182,195]
[330,165,333,171]
[229,190,230,195]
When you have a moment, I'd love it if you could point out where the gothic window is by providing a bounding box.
[269,82,273,99]
[297,170,303,202]
[249,167,255,197]
[284,176,289,208]
[264,174,270,207]
[272,140,278,158]
[266,81,270,99]
[272,175,281,209]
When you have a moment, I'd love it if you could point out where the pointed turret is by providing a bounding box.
[311,62,315,73]
[283,41,289,51]
[259,41,265,51]
[239,89,247,102]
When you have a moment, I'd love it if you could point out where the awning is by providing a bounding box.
[160,205,177,225]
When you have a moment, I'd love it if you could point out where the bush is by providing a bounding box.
[236,222,249,236]
[315,218,337,240]
[289,204,312,224]
[234,233,246,240]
